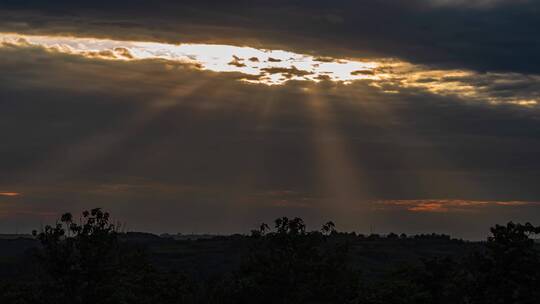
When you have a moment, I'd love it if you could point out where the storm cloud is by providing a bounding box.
[1,0,540,73]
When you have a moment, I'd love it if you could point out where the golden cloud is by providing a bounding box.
[1,32,538,105]
[374,199,539,213]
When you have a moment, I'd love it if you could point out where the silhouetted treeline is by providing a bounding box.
[0,209,539,303]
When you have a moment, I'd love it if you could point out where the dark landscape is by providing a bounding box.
[0,209,539,303]
[2,1,540,302]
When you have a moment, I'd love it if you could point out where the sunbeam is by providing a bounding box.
[12,79,209,186]
[303,86,372,225]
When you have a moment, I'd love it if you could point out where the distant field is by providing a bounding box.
[0,233,480,280]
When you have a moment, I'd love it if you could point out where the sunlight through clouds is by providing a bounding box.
[0,32,377,85]
[1,32,539,106]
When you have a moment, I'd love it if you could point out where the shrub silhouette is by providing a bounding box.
[211,217,360,304]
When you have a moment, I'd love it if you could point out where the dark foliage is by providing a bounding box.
[210,218,359,304]
[366,222,540,304]
[0,208,196,304]
[457,222,540,304]
[1,210,539,304]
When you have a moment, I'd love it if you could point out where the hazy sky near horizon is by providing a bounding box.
[1,0,540,239]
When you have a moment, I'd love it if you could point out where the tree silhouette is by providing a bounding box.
[408,222,540,304]
[1,211,539,304]
[469,222,540,304]
[30,208,177,304]
[212,217,360,304]
[321,221,336,236]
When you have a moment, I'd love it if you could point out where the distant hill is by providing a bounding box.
[0,232,479,280]
[0,234,33,240]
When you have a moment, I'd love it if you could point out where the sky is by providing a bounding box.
[1,0,540,239]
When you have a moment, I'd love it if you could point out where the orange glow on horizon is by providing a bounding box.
[374,199,539,213]
[0,192,21,197]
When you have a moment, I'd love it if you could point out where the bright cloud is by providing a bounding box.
[0,32,377,85]
[1,32,539,106]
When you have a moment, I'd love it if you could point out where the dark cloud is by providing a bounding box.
[260,66,313,79]
[1,0,540,74]
[1,44,540,238]
[228,55,246,68]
